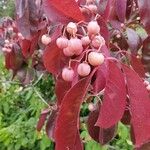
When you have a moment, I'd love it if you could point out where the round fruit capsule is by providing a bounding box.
[77,62,91,77]
[88,4,97,13]
[62,68,74,82]
[87,21,100,35]
[67,22,77,35]
[81,36,91,46]
[88,52,105,66]
[146,85,150,91]
[92,35,105,48]
[68,38,83,54]
[63,47,74,57]
[56,37,68,49]
[41,34,51,45]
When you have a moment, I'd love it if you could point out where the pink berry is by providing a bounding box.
[77,62,91,77]
[87,21,100,35]
[86,0,95,3]
[18,33,24,40]
[88,52,105,66]
[8,27,13,32]
[81,36,91,46]
[41,34,51,45]
[146,85,150,91]
[56,37,68,49]
[5,40,9,44]
[68,38,83,55]
[116,34,121,38]
[62,68,74,82]
[92,35,105,48]
[144,80,149,86]
[2,47,7,52]
[63,47,74,57]
[88,4,97,13]
[67,22,77,35]
[88,103,95,111]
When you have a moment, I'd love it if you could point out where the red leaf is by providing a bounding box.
[122,65,150,147]
[55,70,97,150]
[43,42,69,75]
[20,39,31,58]
[96,61,126,128]
[46,110,57,141]
[92,64,107,94]
[43,0,84,23]
[138,0,150,34]
[55,77,72,106]
[87,105,117,144]
[142,36,150,72]
[37,109,50,132]
[130,55,145,78]
[115,0,127,22]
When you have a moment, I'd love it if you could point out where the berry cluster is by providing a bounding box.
[48,20,106,82]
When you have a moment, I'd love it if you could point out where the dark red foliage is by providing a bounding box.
[88,106,117,145]
[123,65,150,148]
[96,61,126,128]
[138,0,150,34]
[142,36,150,72]
[37,108,50,132]
[55,69,97,150]
[43,0,84,23]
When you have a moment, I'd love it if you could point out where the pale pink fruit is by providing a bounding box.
[92,35,105,48]
[8,27,13,32]
[62,68,74,82]
[5,40,9,44]
[41,34,51,45]
[87,21,100,35]
[146,85,150,91]
[18,33,24,40]
[81,36,91,46]
[88,103,95,111]
[77,62,91,76]
[68,38,83,55]
[2,47,7,52]
[56,37,68,49]
[63,47,74,57]
[88,4,97,13]
[144,80,149,86]
[67,22,77,35]
[86,0,95,3]
[88,52,105,66]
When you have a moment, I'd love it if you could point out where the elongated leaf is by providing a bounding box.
[92,64,107,94]
[16,0,40,39]
[55,70,97,150]
[55,77,72,106]
[87,105,117,144]
[115,0,127,22]
[46,110,57,141]
[130,55,145,78]
[37,108,50,132]
[142,36,150,72]
[43,0,84,23]
[123,65,150,147]
[96,61,126,128]
[138,0,150,34]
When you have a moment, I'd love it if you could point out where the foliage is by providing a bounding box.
[0,0,15,18]
[1,0,150,150]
